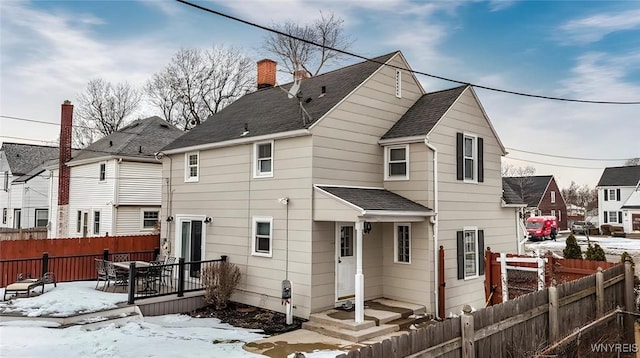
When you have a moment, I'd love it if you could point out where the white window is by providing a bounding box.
[77,211,82,233]
[550,191,556,203]
[464,228,478,278]
[254,141,273,178]
[385,145,409,180]
[2,172,8,191]
[99,163,106,181]
[558,210,562,222]
[185,152,199,182]
[395,70,402,98]
[463,134,477,182]
[394,223,411,264]
[141,210,160,230]
[93,211,101,234]
[252,216,273,257]
[551,210,556,218]
[2,208,6,224]
[35,209,48,228]
[608,211,619,223]
[608,189,616,201]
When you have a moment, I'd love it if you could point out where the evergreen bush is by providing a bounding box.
[585,243,606,261]
[563,233,583,259]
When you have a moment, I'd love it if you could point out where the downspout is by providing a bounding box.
[424,138,440,319]
[113,159,120,235]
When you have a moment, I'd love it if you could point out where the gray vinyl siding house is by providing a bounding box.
[160,51,519,320]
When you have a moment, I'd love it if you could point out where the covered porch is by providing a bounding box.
[312,185,434,326]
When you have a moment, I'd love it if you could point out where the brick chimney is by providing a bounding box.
[56,100,72,237]
[257,59,276,89]
[294,69,310,81]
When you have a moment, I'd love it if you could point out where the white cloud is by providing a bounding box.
[487,0,516,12]
[559,8,640,44]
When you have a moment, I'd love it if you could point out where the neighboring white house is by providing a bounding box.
[48,116,183,238]
[597,165,640,233]
[0,143,59,229]
[159,51,521,323]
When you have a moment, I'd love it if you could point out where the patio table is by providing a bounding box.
[113,261,155,293]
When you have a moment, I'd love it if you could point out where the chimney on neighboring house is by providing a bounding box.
[57,100,73,237]
[257,59,276,89]
[294,69,310,81]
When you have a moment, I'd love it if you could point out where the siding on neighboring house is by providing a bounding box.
[67,160,115,237]
[48,169,59,237]
[537,178,567,229]
[417,88,516,315]
[118,162,162,205]
[164,135,315,317]
[599,186,634,228]
[115,206,160,235]
[12,174,50,228]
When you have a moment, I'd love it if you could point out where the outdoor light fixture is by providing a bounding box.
[166,216,174,222]
[363,222,372,234]
[204,217,213,224]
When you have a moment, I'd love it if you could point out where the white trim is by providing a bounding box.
[140,208,160,231]
[184,152,199,183]
[162,129,310,155]
[463,133,478,184]
[251,216,273,257]
[253,140,274,178]
[550,191,556,204]
[462,226,479,280]
[378,136,425,145]
[67,155,160,167]
[362,210,432,218]
[393,223,411,264]
[174,214,207,262]
[384,145,410,181]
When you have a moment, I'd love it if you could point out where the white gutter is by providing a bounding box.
[424,138,440,319]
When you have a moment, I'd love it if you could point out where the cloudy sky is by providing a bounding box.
[1,0,639,188]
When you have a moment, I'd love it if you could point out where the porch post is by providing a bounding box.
[355,220,365,323]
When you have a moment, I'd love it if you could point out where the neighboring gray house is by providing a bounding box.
[597,165,640,233]
[0,143,59,229]
[48,116,183,238]
[159,51,520,325]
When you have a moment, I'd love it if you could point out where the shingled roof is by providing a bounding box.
[0,142,59,176]
[597,165,640,187]
[163,52,398,151]
[70,116,183,163]
[316,185,432,213]
[502,175,553,207]
[501,179,526,205]
[381,85,467,140]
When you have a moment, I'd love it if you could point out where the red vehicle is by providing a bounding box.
[526,216,558,241]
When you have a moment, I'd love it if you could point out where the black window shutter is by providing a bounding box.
[456,133,463,181]
[604,190,608,201]
[478,230,485,275]
[618,212,623,223]
[457,231,464,279]
[617,189,621,201]
[604,211,608,223]
[477,137,484,182]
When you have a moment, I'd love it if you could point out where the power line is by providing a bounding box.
[504,156,607,170]
[506,147,635,162]
[176,0,640,105]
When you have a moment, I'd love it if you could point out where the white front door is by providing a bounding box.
[336,223,356,301]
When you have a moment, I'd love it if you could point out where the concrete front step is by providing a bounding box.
[302,321,399,343]
[308,310,377,331]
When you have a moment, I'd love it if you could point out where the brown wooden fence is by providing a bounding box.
[0,234,160,259]
[484,249,618,305]
[337,262,632,358]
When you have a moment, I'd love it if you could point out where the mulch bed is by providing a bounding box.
[190,301,306,335]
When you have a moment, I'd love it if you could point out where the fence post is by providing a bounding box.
[103,249,109,261]
[177,257,185,297]
[128,262,136,304]
[500,252,508,303]
[221,255,228,262]
[595,267,604,318]
[42,252,49,277]
[624,259,636,342]
[537,257,545,291]
[548,280,559,343]
[461,304,475,358]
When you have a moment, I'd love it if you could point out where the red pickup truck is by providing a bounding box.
[526,216,558,241]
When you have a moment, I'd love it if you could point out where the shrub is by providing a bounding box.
[202,260,241,310]
[563,233,583,259]
[585,243,606,261]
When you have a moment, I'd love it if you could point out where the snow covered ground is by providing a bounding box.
[0,281,346,358]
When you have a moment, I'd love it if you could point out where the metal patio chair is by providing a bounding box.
[95,259,108,290]
[161,257,176,288]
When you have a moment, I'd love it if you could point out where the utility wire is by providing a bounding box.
[504,156,608,170]
[176,0,640,105]
[506,147,635,162]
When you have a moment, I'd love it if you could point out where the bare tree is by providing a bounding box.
[263,11,352,77]
[146,46,254,131]
[74,79,141,147]
[625,158,640,166]
[562,181,598,211]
